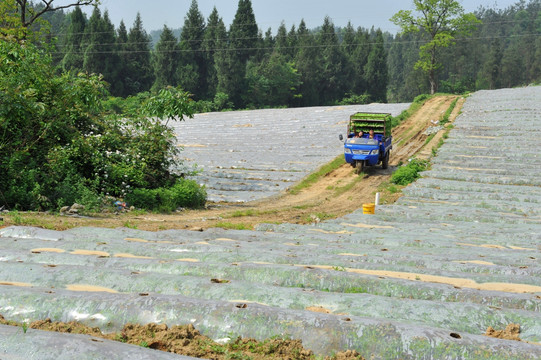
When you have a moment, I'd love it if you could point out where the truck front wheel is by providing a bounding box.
[355,160,364,174]
[382,151,389,169]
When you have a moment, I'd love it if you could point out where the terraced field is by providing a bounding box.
[0,87,540,359]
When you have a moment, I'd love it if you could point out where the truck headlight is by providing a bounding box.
[370,149,379,155]
[344,148,352,154]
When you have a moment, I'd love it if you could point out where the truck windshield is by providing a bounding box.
[346,138,378,145]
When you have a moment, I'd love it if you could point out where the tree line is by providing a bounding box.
[48,0,389,108]
[8,0,541,106]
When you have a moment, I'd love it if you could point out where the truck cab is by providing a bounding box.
[339,112,392,174]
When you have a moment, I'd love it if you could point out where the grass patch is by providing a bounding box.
[332,173,365,197]
[214,222,253,230]
[424,132,436,145]
[229,209,256,218]
[344,286,367,294]
[391,158,430,186]
[440,97,459,125]
[293,204,318,210]
[3,211,58,230]
[288,155,345,195]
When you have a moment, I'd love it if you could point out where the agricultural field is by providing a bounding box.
[0,87,540,359]
[172,103,409,203]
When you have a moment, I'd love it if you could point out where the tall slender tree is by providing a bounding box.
[125,13,154,94]
[178,0,206,99]
[318,16,347,104]
[364,29,388,102]
[339,22,357,96]
[219,0,259,107]
[61,6,86,72]
[115,20,129,97]
[229,0,258,63]
[82,7,103,74]
[294,19,322,106]
[275,22,288,57]
[153,25,181,90]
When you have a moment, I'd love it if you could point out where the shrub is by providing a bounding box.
[391,158,429,185]
[0,40,206,212]
[125,179,206,212]
[338,94,371,105]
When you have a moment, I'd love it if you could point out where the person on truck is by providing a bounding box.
[369,129,375,139]
[355,131,364,138]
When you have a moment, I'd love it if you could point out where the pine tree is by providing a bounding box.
[178,0,206,99]
[364,29,388,102]
[275,22,288,57]
[294,19,322,106]
[263,27,274,50]
[339,22,357,96]
[229,0,258,63]
[101,11,121,95]
[81,7,102,74]
[125,13,154,94]
[202,7,226,99]
[116,20,129,97]
[153,25,181,90]
[61,6,86,73]
[225,0,259,106]
[286,25,298,59]
[318,16,347,104]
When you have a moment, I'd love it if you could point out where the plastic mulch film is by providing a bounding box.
[0,324,195,360]
[1,88,541,359]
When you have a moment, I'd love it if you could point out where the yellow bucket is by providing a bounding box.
[362,203,375,215]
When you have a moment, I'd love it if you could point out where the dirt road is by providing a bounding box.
[3,95,463,231]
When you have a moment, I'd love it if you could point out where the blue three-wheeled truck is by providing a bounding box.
[339,112,392,174]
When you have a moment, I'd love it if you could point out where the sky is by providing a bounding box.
[70,0,520,33]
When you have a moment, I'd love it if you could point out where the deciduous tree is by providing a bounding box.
[391,0,480,94]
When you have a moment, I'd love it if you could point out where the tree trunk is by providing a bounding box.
[429,48,438,94]
[429,70,437,94]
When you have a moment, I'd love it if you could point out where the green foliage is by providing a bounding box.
[125,179,206,212]
[214,222,253,230]
[142,86,194,124]
[391,0,481,94]
[440,97,459,124]
[391,158,430,185]
[338,94,371,105]
[364,29,388,102]
[245,52,301,107]
[0,40,206,212]
[152,25,180,90]
[193,92,233,113]
[344,287,367,294]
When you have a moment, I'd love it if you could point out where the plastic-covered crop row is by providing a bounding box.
[0,324,194,360]
[1,286,540,359]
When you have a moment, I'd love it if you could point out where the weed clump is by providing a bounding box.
[390,159,429,186]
